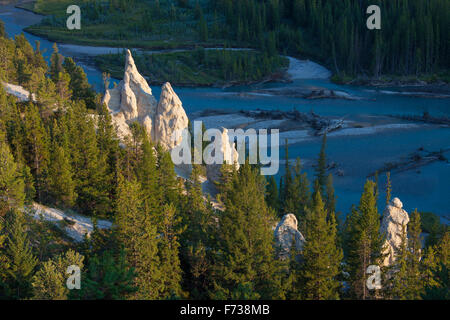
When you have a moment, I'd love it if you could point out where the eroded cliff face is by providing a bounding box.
[102,49,188,149]
[380,197,410,267]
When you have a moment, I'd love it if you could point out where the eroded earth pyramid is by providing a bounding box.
[380,197,410,267]
[102,49,188,150]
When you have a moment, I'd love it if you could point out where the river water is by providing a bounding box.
[1,5,449,219]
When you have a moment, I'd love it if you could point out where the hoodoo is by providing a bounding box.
[380,197,410,267]
[102,49,188,150]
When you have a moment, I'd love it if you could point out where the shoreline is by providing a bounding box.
[6,3,448,92]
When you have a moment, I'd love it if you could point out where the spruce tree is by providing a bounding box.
[4,212,37,299]
[325,173,336,219]
[157,144,181,208]
[23,103,49,203]
[212,163,284,299]
[158,203,184,298]
[181,164,214,299]
[344,180,384,299]
[300,190,343,299]
[73,250,136,300]
[265,176,279,213]
[315,133,327,195]
[385,172,392,205]
[0,136,25,216]
[115,174,162,299]
[31,250,84,300]
[49,43,63,82]
[48,143,77,207]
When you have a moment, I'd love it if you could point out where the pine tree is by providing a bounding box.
[4,212,37,299]
[23,103,49,203]
[0,136,25,217]
[158,203,184,298]
[63,57,95,108]
[73,250,136,300]
[137,134,160,221]
[31,250,84,300]
[212,163,284,299]
[315,133,327,196]
[180,164,214,299]
[389,225,410,299]
[49,43,63,82]
[66,102,108,215]
[95,103,119,216]
[407,209,424,298]
[325,173,336,219]
[48,143,77,207]
[344,180,384,299]
[422,232,450,299]
[265,176,279,213]
[300,190,343,299]
[115,174,162,299]
[157,144,181,208]
[385,172,392,205]
[284,158,310,225]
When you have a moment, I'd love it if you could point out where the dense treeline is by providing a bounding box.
[25,0,450,81]
[0,29,448,300]
[212,0,449,79]
[95,47,289,86]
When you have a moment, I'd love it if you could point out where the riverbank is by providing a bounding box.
[94,49,290,88]
[332,74,450,96]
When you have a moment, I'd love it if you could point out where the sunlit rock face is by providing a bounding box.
[380,197,410,267]
[102,49,187,149]
[274,213,306,260]
[155,82,189,150]
[205,128,240,183]
[2,82,36,102]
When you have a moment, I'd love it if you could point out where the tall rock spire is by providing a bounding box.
[155,82,189,150]
[102,50,187,149]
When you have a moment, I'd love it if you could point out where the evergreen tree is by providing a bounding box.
[315,133,327,196]
[31,250,84,300]
[300,190,343,299]
[4,212,37,299]
[344,180,384,299]
[385,172,392,205]
[212,163,284,299]
[115,174,162,299]
[180,164,214,299]
[66,102,108,215]
[325,173,336,219]
[158,203,184,298]
[265,176,279,213]
[48,142,76,207]
[23,103,49,203]
[73,250,136,300]
[157,144,181,208]
[0,136,25,217]
[49,43,63,82]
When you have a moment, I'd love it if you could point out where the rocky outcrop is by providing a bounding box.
[102,49,188,149]
[155,82,189,150]
[274,213,306,260]
[205,128,240,183]
[380,198,410,267]
[2,82,36,102]
[30,203,112,243]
